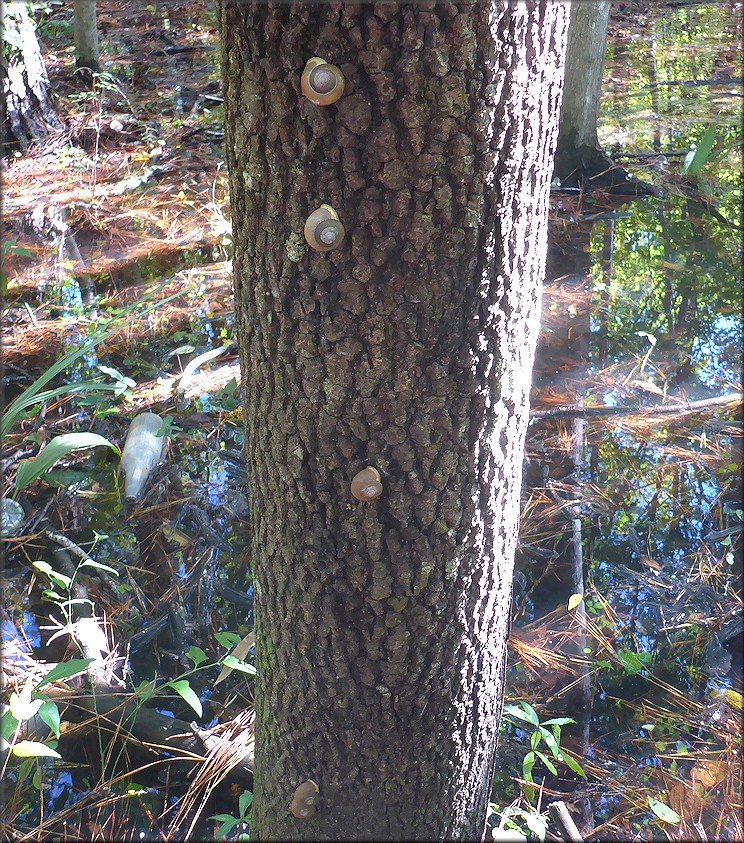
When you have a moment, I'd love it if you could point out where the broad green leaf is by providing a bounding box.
[216,632,255,684]
[534,749,558,776]
[168,680,202,717]
[186,646,209,667]
[35,658,95,690]
[215,631,243,650]
[682,125,717,175]
[211,815,240,839]
[33,560,72,591]
[647,797,681,824]
[37,701,61,739]
[221,655,257,676]
[15,433,119,494]
[567,593,583,611]
[524,810,548,841]
[505,702,539,726]
[238,790,254,816]
[616,649,646,675]
[12,740,62,759]
[1,710,20,741]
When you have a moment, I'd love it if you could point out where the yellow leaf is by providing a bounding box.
[567,593,583,611]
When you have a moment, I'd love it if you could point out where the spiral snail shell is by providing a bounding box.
[301,57,345,106]
[304,205,345,252]
[350,467,383,502]
[290,779,319,819]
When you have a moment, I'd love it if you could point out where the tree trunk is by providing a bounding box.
[73,0,100,74]
[220,2,569,839]
[1,0,62,152]
[553,0,612,184]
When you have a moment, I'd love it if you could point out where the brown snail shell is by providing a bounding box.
[351,467,383,501]
[304,205,345,252]
[290,779,319,819]
[301,57,345,106]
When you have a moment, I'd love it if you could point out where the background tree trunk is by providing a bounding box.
[221,1,568,839]
[1,0,62,152]
[73,0,100,74]
[553,0,612,183]
[553,0,653,194]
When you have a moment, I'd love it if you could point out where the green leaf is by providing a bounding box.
[562,753,586,777]
[2,283,182,438]
[534,749,558,776]
[211,815,240,839]
[79,558,119,575]
[1,709,20,741]
[3,383,122,439]
[538,727,561,759]
[238,790,254,817]
[505,702,539,726]
[33,560,72,591]
[186,646,209,667]
[542,717,576,726]
[648,796,681,824]
[215,631,242,650]
[167,680,202,717]
[682,125,717,175]
[134,679,157,703]
[221,655,257,676]
[12,740,61,759]
[616,649,646,675]
[15,433,119,494]
[524,810,548,841]
[522,751,536,783]
[35,658,95,690]
[37,701,61,739]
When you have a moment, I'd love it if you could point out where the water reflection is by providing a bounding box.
[504,3,742,836]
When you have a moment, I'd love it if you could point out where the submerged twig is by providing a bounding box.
[530,392,742,421]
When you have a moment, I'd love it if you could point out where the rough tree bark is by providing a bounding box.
[73,0,100,74]
[220,1,568,839]
[1,0,62,152]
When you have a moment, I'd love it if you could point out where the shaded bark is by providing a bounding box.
[1,0,62,152]
[73,0,101,74]
[553,0,652,194]
[221,1,569,839]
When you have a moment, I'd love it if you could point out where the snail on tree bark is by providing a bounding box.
[350,466,383,501]
[301,57,345,105]
[290,780,319,819]
[304,204,345,252]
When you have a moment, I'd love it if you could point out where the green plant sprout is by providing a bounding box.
[488,800,548,842]
[503,702,586,801]
[211,788,253,840]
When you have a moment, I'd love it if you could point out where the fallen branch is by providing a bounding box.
[530,392,742,422]
[548,800,584,843]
